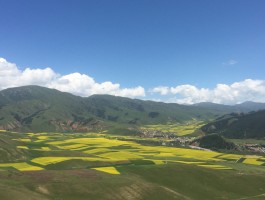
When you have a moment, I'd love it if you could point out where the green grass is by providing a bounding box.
[1,163,265,200]
[119,163,265,200]
[228,138,265,145]
[1,130,265,199]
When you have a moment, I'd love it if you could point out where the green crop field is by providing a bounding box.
[1,130,265,199]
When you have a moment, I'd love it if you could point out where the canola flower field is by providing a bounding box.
[142,121,205,136]
[0,131,264,174]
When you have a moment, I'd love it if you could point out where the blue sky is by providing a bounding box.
[1,0,265,104]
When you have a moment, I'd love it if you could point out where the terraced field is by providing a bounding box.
[1,130,265,199]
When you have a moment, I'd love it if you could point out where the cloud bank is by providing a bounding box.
[151,79,265,104]
[1,57,265,105]
[0,58,145,98]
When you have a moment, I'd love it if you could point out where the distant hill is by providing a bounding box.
[193,101,265,113]
[85,94,227,124]
[192,102,235,112]
[0,85,240,132]
[201,110,265,139]
[234,101,265,112]
[1,86,264,133]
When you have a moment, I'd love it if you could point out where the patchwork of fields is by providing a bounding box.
[0,131,264,174]
[1,130,265,200]
[142,121,205,136]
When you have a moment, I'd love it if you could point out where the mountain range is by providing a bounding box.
[0,85,265,134]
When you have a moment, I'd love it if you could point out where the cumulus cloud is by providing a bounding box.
[151,86,170,95]
[2,57,265,104]
[152,79,265,105]
[0,58,145,98]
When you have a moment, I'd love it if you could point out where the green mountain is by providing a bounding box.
[193,101,265,113]
[1,85,264,133]
[234,101,265,112]
[192,102,236,113]
[0,85,235,132]
[0,86,96,132]
[201,110,265,139]
[85,94,225,124]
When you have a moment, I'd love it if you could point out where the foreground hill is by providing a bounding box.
[202,110,265,139]
[1,130,265,200]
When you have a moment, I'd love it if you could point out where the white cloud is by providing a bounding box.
[151,86,170,95]
[0,58,145,98]
[2,57,265,105]
[152,79,265,105]
[223,59,238,65]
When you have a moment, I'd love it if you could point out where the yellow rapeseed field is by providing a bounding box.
[26,133,35,136]
[17,146,29,149]
[31,156,110,166]
[142,121,205,136]
[243,158,264,165]
[15,138,31,142]
[58,143,88,150]
[197,164,232,170]
[41,147,51,151]
[0,163,44,171]
[99,151,143,161]
[37,136,49,140]
[92,166,120,175]
[1,132,262,173]
[84,148,111,154]
[172,161,232,170]
[217,154,242,161]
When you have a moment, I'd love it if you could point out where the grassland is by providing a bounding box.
[228,138,265,145]
[1,130,265,199]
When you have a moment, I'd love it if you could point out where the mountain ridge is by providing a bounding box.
[201,110,265,139]
[1,85,265,132]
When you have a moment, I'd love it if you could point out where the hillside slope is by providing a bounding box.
[1,85,264,133]
[201,110,265,139]
[85,94,227,124]
[0,86,96,132]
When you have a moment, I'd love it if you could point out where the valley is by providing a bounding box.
[1,86,265,199]
[1,0,265,199]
